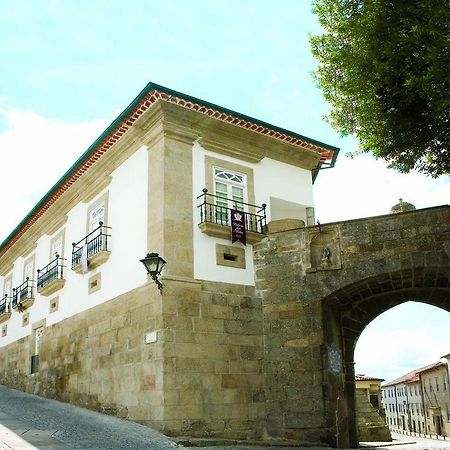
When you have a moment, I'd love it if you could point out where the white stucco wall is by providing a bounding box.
[192,142,314,285]
[0,146,148,347]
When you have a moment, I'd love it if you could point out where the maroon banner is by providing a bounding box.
[231,209,246,246]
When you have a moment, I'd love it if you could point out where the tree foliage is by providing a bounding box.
[310,0,450,177]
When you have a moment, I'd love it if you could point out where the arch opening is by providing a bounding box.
[322,268,450,448]
[354,302,450,443]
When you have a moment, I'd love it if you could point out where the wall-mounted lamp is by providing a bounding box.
[140,252,166,294]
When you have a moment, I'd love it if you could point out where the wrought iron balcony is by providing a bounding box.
[197,189,267,244]
[72,222,112,273]
[37,254,66,296]
[0,294,11,323]
[12,277,34,311]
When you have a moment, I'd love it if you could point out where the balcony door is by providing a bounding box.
[89,202,105,233]
[214,168,247,224]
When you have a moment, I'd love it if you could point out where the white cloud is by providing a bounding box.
[354,302,450,382]
[0,109,110,243]
[314,152,450,224]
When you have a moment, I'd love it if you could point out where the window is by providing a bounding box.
[2,274,12,299]
[213,167,247,223]
[37,230,66,296]
[86,192,109,233]
[50,229,65,259]
[205,156,255,212]
[31,326,44,374]
[23,255,35,283]
[72,192,111,273]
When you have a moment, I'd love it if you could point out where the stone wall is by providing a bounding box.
[0,277,265,439]
[254,206,450,448]
[0,282,165,423]
[355,390,391,442]
[1,206,449,448]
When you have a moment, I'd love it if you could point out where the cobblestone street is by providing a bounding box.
[2,385,450,450]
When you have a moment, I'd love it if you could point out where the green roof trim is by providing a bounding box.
[0,82,340,253]
[147,82,340,154]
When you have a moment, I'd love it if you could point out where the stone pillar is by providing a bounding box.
[146,128,195,279]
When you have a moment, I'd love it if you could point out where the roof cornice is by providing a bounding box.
[0,82,340,258]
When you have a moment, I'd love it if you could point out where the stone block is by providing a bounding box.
[193,317,224,333]
[221,374,264,389]
[201,304,233,319]
[142,374,156,390]
[224,320,262,335]
[284,411,325,429]
[177,301,201,317]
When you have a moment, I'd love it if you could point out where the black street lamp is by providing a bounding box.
[140,252,166,294]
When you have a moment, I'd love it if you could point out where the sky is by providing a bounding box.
[0,1,449,382]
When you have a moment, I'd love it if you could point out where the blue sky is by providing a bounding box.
[0,0,449,382]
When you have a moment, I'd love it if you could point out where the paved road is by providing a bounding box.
[1,384,449,449]
[365,432,450,450]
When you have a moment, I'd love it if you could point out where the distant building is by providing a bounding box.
[382,359,450,438]
[419,362,450,437]
[355,375,391,442]
[355,374,385,413]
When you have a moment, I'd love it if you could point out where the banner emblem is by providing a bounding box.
[231,209,246,245]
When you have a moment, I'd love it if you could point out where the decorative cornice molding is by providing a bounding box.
[0,84,337,261]
[199,138,263,163]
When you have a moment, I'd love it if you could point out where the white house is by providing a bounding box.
[0,83,339,439]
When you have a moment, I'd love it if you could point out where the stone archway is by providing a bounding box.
[254,206,450,448]
[322,269,450,448]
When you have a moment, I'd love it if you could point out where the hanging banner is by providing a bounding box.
[231,209,246,246]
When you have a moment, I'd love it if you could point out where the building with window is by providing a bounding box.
[419,362,450,437]
[354,374,391,442]
[0,83,339,440]
[381,360,450,438]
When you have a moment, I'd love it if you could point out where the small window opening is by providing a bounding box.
[223,253,237,262]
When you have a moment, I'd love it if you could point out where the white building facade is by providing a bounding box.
[382,360,450,438]
[0,83,339,440]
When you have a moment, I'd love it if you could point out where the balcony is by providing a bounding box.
[37,255,66,296]
[0,295,11,323]
[12,278,34,311]
[197,189,267,244]
[72,222,112,273]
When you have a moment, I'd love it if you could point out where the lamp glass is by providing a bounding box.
[141,252,166,276]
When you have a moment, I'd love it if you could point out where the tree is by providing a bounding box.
[310,0,450,177]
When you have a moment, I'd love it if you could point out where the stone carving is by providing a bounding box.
[307,228,342,272]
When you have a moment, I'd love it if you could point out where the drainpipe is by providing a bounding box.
[405,384,411,433]
[419,373,428,437]
[394,385,399,432]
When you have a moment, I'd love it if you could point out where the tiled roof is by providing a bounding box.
[382,361,445,387]
[355,374,384,382]
[0,82,340,258]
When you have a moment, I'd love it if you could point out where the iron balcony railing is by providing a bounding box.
[197,188,267,235]
[0,294,11,314]
[37,254,66,290]
[12,277,34,307]
[72,221,112,269]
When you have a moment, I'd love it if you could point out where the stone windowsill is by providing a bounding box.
[37,278,66,297]
[12,297,34,311]
[0,312,11,324]
[198,222,265,245]
[72,251,111,274]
